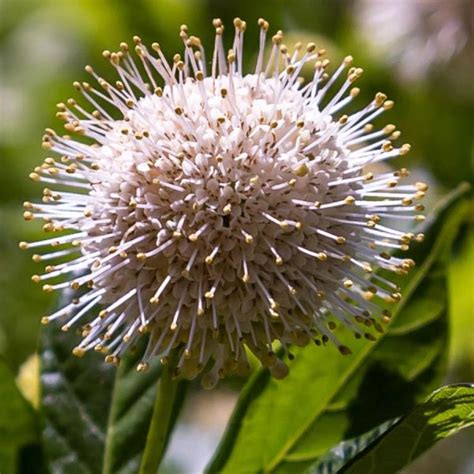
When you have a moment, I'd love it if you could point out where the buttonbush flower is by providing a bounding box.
[21,18,426,387]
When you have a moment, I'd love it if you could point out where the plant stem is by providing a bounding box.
[102,362,126,474]
[139,361,179,474]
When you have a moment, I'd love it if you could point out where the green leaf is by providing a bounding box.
[339,383,474,474]
[41,314,186,474]
[302,420,397,474]
[448,225,474,365]
[0,358,40,474]
[207,184,470,474]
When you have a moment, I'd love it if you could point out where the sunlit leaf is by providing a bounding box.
[339,384,474,474]
[448,226,474,365]
[207,184,470,473]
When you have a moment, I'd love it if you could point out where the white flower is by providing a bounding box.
[22,18,426,387]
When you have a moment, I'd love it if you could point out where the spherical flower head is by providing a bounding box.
[22,18,426,388]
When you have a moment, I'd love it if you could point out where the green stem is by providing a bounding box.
[102,362,126,474]
[139,362,179,474]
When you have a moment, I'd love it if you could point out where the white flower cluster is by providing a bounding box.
[22,19,425,387]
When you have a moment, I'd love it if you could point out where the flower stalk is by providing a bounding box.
[139,360,180,474]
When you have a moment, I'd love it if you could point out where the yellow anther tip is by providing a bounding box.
[72,347,86,358]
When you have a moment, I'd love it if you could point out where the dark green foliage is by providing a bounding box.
[0,359,41,474]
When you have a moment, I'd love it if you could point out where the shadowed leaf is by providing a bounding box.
[0,358,40,474]
[41,315,186,473]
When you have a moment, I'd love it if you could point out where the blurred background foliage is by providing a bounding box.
[0,0,472,472]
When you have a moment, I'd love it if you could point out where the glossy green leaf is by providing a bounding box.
[207,184,470,473]
[339,384,474,474]
[0,358,40,474]
[41,316,185,474]
[297,419,397,474]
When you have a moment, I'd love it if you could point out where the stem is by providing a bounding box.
[102,363,126,474]
[139,362,179,474]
